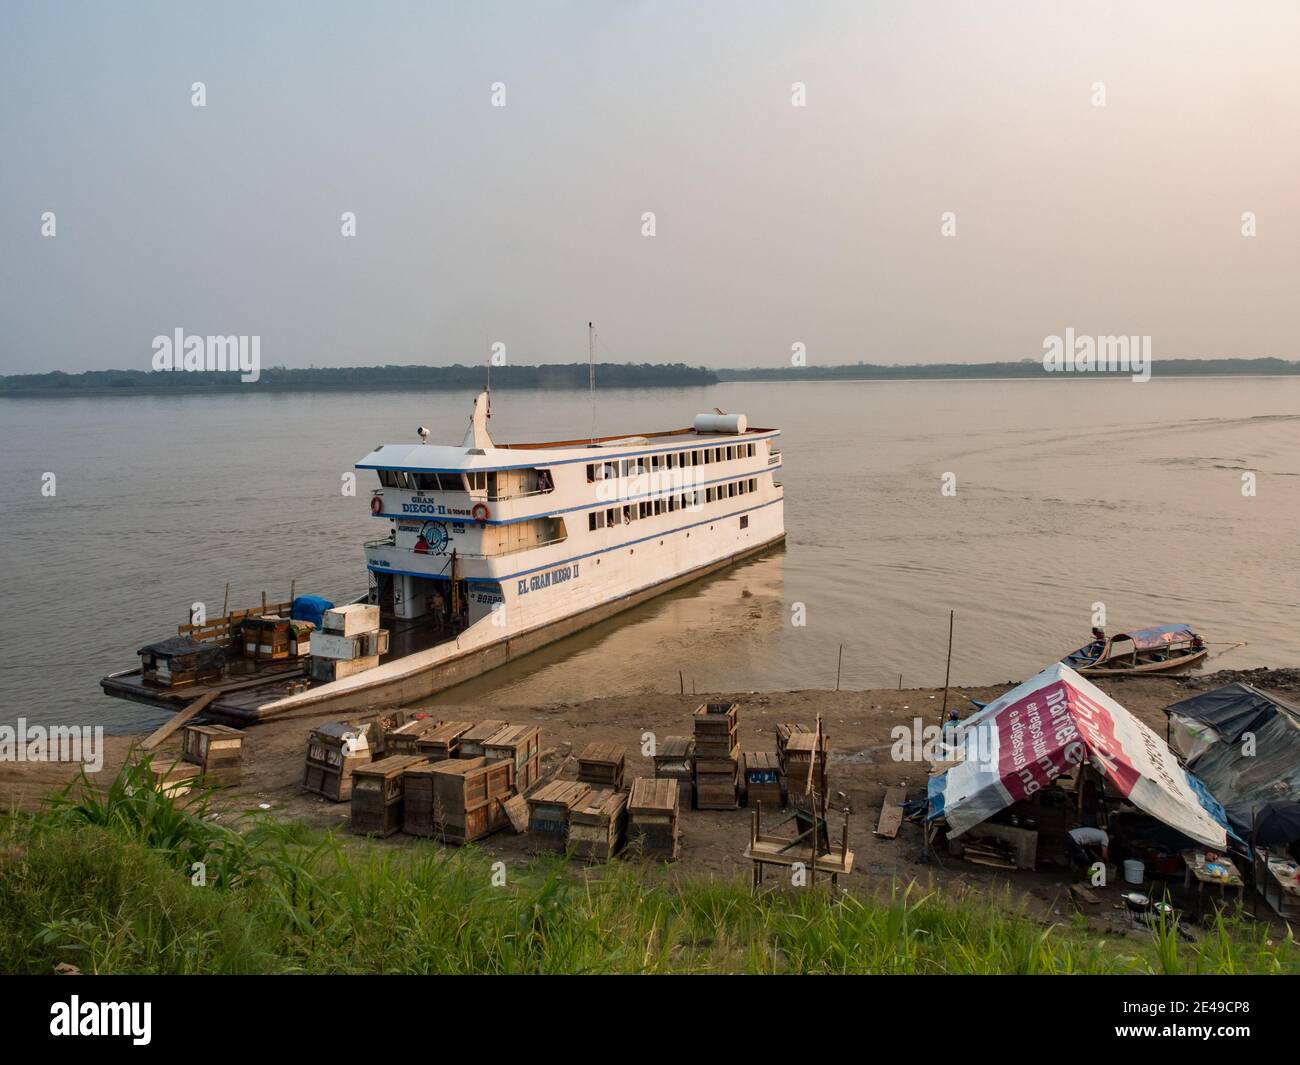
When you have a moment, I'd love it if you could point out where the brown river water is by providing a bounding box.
[1,376,1297,732]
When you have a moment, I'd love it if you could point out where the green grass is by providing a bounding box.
[1,759,1294,975]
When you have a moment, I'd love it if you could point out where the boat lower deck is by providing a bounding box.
[100,611,457,726]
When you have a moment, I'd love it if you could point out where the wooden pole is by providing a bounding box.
[939,610,955,725]
[221,583,229,619]
[679,670,684,695]
[835,644,843,691]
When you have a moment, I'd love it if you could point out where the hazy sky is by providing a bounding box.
[2,0,1297,373]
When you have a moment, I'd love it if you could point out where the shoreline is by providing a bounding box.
[5,666,1297,926]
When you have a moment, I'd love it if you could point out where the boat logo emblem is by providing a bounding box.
[414,521,449,555]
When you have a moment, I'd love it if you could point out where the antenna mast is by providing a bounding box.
[588,321,596,443]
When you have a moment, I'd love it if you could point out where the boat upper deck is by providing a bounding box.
[356,424,779,474]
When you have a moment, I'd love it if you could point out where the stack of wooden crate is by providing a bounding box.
[414,721,473,761]
[577,742,625,791]
[775,723,809,765]
[181,723,244,787]
[458,720,508,759]
[567,789,628,863]
[627,777,680,860]
[653,735,695,809]
[742,751,783,809]
[385,716,443,757]
[350,754,427,836]
[482,725,542,791]
[404,756,515,843]
[526,780,591,851]
[303,721,373,801]
[782,730,828,808]
[308,604,389,683]
[693,701,739,809]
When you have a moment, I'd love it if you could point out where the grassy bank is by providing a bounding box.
[0,762,1293,975]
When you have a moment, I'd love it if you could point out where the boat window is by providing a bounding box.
[668,495,677,511]
[586,464,596,483]
[623,504,634,523]
[640,501,650,518]
[377,470,396,488]
[749,478,757,492]
[740,515,749,529]
[606,508,618,526]
[666,453,676,469]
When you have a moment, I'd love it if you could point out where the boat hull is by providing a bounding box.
[1075,646,1209,678]
[103,532,786,725]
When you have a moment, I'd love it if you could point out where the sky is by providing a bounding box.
[1,0,1297,373]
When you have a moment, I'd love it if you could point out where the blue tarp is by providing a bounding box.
[291,595,334,628]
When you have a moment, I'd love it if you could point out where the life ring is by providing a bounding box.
[471,502,491,524]
[370,496,383,515]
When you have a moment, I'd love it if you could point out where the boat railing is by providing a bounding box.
[767,451,782,464]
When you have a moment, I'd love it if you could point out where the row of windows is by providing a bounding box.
[588,477,760,530]
[378,469,464,491]
[586,442,759,483]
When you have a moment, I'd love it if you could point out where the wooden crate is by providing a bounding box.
[350,755,427,836]
[627,777,680,860]
[693,701,739,758]
[783,731,828,804]
[458,719,508,759]
[180,723,244,786]
[567,789,628,863]
[694,750,739,810]
[137,636,225,689]
[385,715,443,756]
[742,751,783,809]
[239,616,296,660]
[138,759,202,798]
[577,742,626,790]
[527,780,591,851]
[414,721,473,761]
[482,725,542,792]
[653,735,694,810]
[303,722,373,801]
[775,723,809,762]
[404,756,515,843]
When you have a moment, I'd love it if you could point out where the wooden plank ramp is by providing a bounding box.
[874,785,907,839]
[140,690,221,751]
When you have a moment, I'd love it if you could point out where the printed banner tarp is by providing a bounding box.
[928,662,1227,848]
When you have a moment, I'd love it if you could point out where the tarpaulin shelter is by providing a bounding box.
[928,662,1227,849]
[1162,683,1300,836]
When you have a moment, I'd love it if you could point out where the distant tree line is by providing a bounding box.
[716,358,1300,381]
[0,362,718,395]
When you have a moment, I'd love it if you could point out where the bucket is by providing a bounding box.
[1123,859,1145,885]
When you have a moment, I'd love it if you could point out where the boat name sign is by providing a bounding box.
[517,562,580,596]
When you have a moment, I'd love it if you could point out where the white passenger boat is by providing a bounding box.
[102,391,786,723]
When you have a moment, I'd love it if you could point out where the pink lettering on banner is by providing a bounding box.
[1068,684,1141,796]
[994,681,1083,801]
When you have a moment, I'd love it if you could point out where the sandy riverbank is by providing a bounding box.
[4,668,1298,927]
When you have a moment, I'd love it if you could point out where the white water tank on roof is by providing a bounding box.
[693,413,747,435]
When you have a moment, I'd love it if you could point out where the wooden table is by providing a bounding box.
[1181,851,1245,910]
[1254,852,1300,919]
